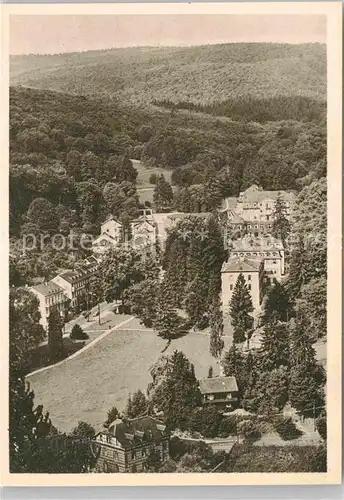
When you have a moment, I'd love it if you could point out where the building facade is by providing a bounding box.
[235,184,295,222]
[51,257,99,310]
[93,416,170,473]
[199,376,239,410]
[228,236,285,281]
[221,257,264,315]
[30,282,67,329]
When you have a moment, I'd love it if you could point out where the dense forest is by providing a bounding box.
[10,85,326,233]
[11,43,326,104]
[9,42,326,285]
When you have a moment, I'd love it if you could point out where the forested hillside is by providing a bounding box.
[11,43,326,108]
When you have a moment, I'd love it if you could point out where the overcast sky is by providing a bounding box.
[10,15,326,55]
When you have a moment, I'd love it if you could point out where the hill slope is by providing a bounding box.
[10,43,326,105]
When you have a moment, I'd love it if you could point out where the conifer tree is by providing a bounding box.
[259,314,290,371]
[151,350,201,428]
[48,306,63,361]
[262,279,292,324]
[153,174,173,212]
[127,390,148,418]
[222,344,250,398]
[229,273,254,343]
[153,301,184,341]
[184,276,207,328]
[271,193,290,244]
[289,315,325,417]
[209,297,224,359]
[285,237,306,301]
[103,406,120,428]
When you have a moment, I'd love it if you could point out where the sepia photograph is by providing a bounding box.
[1,1,342,487]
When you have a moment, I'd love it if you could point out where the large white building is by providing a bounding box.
[51,256,99,310]
[235,184,295,222]
[228,235,285,281]
[30,281,67,329]
[221,257,264,316]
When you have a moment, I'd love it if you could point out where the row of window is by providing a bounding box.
[45,294,64,306]
[231,252,279,258]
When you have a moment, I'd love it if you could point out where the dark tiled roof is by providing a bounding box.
[221,257,261,273]
[106,416,168,449]
[199,376,238,394]
[31,282,64,296]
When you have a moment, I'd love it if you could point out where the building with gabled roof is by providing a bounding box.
[221,257,264,317]
[199,376,239,409]
[236,184,295,222]
[30,281,67,329]
[228,235,285,279]
[93,416,170,473]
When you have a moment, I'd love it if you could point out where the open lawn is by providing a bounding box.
[133,159,173,188]
[27,323,231,433]
[132,158,174,205]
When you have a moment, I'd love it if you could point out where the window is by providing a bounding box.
[248,284,252,290]
[103,461,108,473]
[131,451,136,460]
[230,284,233,291]
[248,275,251,281]
[266,215,270,221]
[273,260,277,264]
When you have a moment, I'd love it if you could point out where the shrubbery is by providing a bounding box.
[315,416,327,441]
[70,324,89,341]
[274,416,303,441]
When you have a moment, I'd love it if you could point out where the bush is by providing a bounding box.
[185,407,223,438]
[218,415,238,437]
[237,419,261,442]
[70,324,89,340]
[149,173,158,184]
[274,416,303,441]
[315,416,327,441]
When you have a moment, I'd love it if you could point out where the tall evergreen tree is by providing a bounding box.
[151,350,201,428]
[262,279,292,324]
[209,298,224,359]
[48,306,63,361]
[271,193,290,244]
[127,389,148,418]
[153,301,184,341]
[153,174,173,212]
[183,276,207,328]
[289,315,325,418]
[103,406,120,428]
[285,236,307,301]
[259,315,290,371]
[222,344,246,397]
[229,273,254,344]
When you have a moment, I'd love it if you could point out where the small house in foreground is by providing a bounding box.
[93,416,170,473]
[199,376,239,410]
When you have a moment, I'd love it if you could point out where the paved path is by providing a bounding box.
[27,316,134,378]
